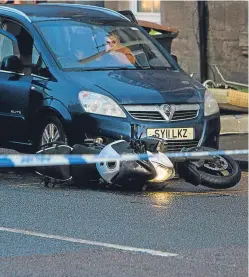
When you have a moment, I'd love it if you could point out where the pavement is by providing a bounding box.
[219,133,248,170]
[219,112,248,170]
[220,114,248,135]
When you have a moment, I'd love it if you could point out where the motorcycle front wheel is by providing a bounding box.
[179,147,241,189]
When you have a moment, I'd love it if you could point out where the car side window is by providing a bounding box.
[0,33,14,67]
[2,19,34,75]
[31,46,50,78]
[1,19,50,78]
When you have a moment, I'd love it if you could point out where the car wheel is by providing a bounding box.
[38,116,68,149]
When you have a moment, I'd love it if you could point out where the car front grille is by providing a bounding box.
[166,139,199,152]
[124,104,200,122]
[171,110,199,121]
[129,111,164,121]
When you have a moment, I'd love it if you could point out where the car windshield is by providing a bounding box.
[35,20,176,71]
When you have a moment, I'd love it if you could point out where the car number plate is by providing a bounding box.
[147,128,194,140]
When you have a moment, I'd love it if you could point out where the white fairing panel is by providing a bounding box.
[96,141,126,184]
[148,151,174,169]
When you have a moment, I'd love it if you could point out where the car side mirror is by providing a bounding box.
[171,54,178,63]
[1,55,23,73]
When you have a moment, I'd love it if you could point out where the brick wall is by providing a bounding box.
[161,1,248,83]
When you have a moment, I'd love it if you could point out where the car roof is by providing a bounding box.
[0,4,130,23]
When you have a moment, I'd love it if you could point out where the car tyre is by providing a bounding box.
[37,116,68,150]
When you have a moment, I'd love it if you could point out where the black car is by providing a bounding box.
[0,4,220,153]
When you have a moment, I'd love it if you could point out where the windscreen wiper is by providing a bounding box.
[149,66,172,70]
[72,67,138,72]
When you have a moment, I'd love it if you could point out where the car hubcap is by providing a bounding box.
[41,123,62,145]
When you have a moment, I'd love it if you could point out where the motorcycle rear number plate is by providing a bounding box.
[147,128,194,140]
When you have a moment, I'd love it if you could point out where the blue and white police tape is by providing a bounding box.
[0,149,248,168]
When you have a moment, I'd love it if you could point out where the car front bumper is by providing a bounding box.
[72,112,220,151]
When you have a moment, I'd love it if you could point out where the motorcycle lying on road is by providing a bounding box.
[35,135,241,191]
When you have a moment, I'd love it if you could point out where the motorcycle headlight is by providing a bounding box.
[204,89,219,116]
[79,91,126,118]
[148,162,175,183]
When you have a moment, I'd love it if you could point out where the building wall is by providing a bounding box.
[161,1,248,83]
[161,1,200,79]
[207,1,248,83]
[104,1,129,11]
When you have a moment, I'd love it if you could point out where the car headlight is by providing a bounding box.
[204,89,219,116]
[79,91,126,118]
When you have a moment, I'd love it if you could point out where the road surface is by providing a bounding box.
[0,167,247,277]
